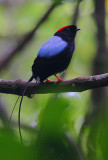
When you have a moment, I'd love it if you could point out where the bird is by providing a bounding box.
[11,25,80,143]
[32,25,80,83]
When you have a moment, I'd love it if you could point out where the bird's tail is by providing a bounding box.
[9,75,34,143]
[18,75,34,143]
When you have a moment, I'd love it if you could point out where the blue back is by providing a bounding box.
[37,36,68,58]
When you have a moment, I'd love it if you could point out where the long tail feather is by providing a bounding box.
[18,75,34,143]
[9,96,20,126]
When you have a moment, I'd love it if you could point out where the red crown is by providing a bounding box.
[58,25,71,31]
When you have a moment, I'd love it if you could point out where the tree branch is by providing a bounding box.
[0,3,58,71]
[0,73,108,96]
[72,0,80,25]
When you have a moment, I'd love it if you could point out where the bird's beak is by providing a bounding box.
[76,28,80,31]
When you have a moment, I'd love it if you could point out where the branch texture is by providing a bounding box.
[0,73,108,96]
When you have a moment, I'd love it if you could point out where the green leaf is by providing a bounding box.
[35,96,83,160]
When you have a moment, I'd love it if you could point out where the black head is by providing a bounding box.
[54,25,80,42]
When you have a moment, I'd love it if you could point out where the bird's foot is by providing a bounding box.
[54,75,66,84]
[44,78,52,83]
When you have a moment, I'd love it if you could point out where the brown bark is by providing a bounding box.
[0,73,108,96]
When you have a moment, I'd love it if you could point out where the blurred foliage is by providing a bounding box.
[35,96,83,160]
[0,0,108,160]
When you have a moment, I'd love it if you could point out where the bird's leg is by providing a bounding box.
[54,74,66,84]
[44,78,52,83]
